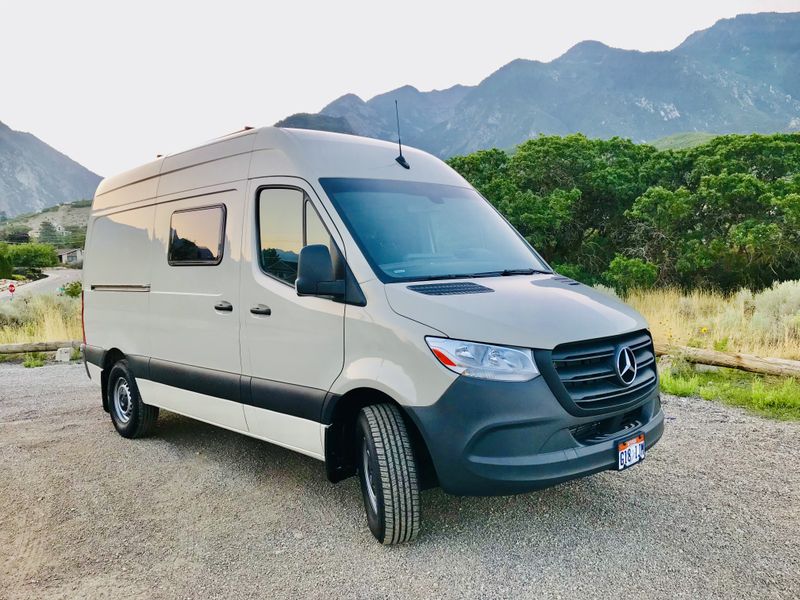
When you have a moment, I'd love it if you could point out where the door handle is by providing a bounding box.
[214,301,233,312]
[250,304,272,316]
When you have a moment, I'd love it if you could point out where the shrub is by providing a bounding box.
[603,255,658,292]
[0,253,11,279]
[592,284,620,299]
[23,352,47,368]
[553,263,595,284]
[6,243,57,268]
[749,280,800,344]
[63,281,82,298]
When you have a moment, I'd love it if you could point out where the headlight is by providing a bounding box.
[425,337,539,382]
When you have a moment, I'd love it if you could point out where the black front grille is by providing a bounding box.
[549,330,657,413]
[569,407,644,445]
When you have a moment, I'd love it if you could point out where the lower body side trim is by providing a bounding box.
[90,349,329,424]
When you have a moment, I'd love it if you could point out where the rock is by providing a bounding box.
[55,347,72,363]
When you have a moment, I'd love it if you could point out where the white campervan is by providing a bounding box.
[82,127,663,544]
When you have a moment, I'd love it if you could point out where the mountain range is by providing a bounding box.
[2,11,799,218]
[276,12,800,157]
[0,121,101,218]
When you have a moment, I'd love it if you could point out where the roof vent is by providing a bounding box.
[407,282,494,296]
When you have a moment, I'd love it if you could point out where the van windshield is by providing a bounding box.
[319,178,551,283]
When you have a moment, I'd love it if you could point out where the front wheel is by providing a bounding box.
[356,404,421,544]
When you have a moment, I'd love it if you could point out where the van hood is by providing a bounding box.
[384,275,647,350]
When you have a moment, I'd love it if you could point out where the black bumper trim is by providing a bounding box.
[405,374,664,496]
[83,344,105,368]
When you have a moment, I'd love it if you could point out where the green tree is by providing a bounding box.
[63,225,86,249]
[38,220,63,245]
[0,244,12,278]
[448,131,800,291]
[1,224,30,243]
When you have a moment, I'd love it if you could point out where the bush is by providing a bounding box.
[23,352,47,368]
[748,280,800,344]
[6,243,57,268]
[13,267,44,281]
[603,255,658,292]
[553,263,595,284]
[0,253,11,279]
[63,281,82,298]
[592,284,620,299]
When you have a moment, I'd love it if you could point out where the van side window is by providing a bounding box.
[168,205,226,265]
[259,188,304,283]
[306,200,345,280]
[258,188,340,284]
[305,200,333,249]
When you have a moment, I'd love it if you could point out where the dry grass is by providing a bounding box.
[2,283,799,362]
[0,296,82,345]
[622,283,800,361]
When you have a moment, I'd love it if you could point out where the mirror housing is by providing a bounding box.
[296,244,345,298]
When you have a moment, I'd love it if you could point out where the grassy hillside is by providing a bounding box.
[1,200,90,240]
[650,132,718,150]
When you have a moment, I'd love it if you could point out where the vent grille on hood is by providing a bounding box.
[552,275,581,286]
[407,282,494,296]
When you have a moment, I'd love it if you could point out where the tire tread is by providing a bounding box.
[361,404,420,544]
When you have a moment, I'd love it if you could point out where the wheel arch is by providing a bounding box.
[100,347,126,412]
[323,387,437,489]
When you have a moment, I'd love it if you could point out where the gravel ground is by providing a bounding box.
[1,363,798,600]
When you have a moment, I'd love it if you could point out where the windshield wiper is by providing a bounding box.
[471,268,552,278]
[407,268,551,282]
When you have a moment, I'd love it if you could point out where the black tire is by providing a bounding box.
[106,359,158,439]
[356,404,421,544]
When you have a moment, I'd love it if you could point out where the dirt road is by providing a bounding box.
[1,363,798,599]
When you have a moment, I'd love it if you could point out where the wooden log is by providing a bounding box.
[654,343,800,378]
[0,341,81,354]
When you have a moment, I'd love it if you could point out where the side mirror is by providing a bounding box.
[296,244,345,298]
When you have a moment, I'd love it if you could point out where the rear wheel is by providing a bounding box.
[356,404,420,544]
[107,359,158,438]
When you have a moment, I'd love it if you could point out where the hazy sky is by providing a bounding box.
[2,0,798,176]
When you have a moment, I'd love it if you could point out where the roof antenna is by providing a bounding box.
[394,100,410,169]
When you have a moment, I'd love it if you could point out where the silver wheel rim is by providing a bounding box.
[362,438,379,514]
[113,378,133,424]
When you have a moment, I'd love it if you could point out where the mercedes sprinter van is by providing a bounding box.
[82,127,664,544]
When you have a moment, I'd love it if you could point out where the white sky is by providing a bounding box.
[2,0,798,176]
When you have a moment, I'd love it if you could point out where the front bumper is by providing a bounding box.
[405,375,664,496]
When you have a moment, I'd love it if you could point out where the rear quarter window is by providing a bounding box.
[168,205,226,265]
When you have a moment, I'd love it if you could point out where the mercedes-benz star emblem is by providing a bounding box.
[615,346,637,386]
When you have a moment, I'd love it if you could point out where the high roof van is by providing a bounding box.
[82,127,664,544]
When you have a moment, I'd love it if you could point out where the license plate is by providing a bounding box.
[617,434,645,470]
